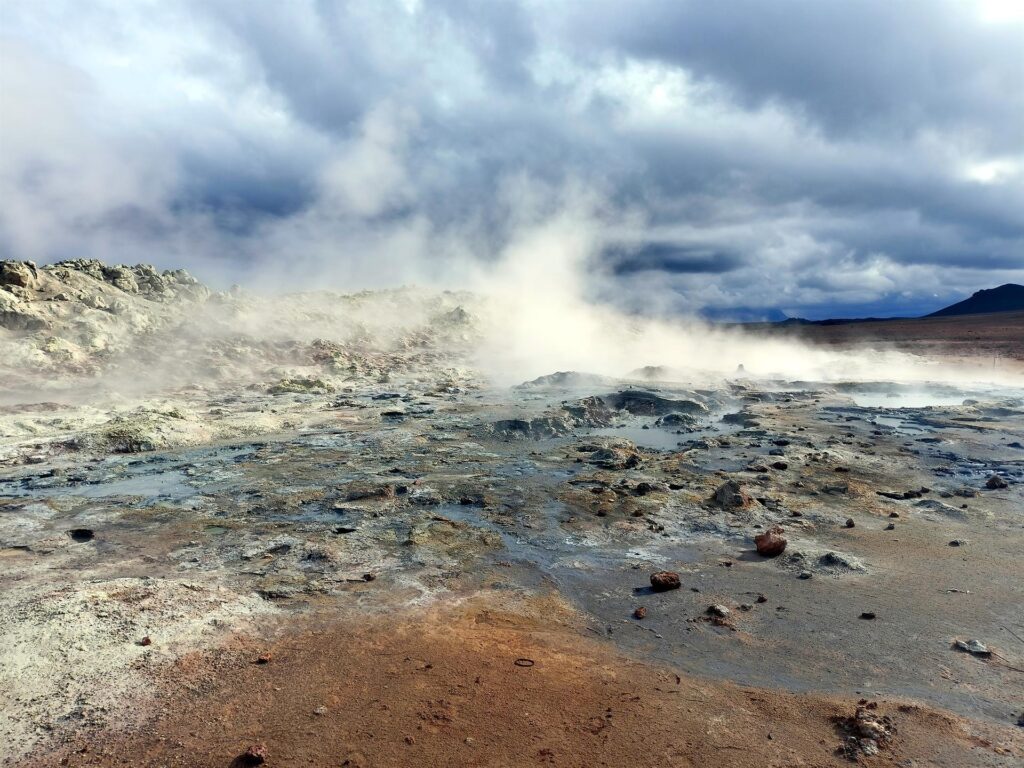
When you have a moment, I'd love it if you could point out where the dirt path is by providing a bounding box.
[31,597,1023,768]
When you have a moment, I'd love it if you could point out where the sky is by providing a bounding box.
[1,0,1022,319]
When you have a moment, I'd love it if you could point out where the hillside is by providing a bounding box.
[927,283,1024,317]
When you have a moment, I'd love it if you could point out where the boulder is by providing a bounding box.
[0,260,37,288]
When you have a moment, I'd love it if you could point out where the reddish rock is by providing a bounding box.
[139,636,152,647]
[239,743,267,765]
[754,526,787,557]
[255,653,272,665]
[650,571,681,592]
[633,606,647,620]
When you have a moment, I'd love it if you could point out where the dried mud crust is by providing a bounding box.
[27,600,1023,768]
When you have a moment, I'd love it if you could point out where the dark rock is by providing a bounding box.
[603,390,708,417]
[985,474,1008,489]
[491,417,573,439]
[238,743,268,766]
[633,481,669,496]
[633,606,647,619]
[713,480,753,509]
[588,446,642,470]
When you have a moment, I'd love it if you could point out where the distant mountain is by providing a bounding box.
[926,284,1024,318]
[700,306,789,323]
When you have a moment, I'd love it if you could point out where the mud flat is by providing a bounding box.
[2,260,1023,766]
[28,598,1023,768]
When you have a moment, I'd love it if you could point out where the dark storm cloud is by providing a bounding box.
[0,0,1021,314]
[608,244,744,275]
[569,0,1024,150]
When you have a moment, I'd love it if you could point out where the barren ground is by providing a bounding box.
[1,260,1022,767]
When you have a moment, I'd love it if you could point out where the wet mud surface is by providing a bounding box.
[3,374,1024,765]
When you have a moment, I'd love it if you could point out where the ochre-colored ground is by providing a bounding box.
[36,599,1023,768]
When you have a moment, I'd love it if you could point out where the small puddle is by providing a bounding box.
[871,415,929,435]
[588,414,742,451]
[589,425,688,451]
[850,391,970,409]
[7,469,196,501]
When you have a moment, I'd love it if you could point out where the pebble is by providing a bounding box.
[954,639,991,657]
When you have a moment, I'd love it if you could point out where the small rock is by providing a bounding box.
[798,570,812,580]
[239,743,268,766]
[633,606,647,620]
[755,594,767,603]
[713,480,753,509]
[948,539,967,547]
[313,706,328,716]
[139,636,152,647]
[650,571,681,592]
[754,525,787,557]
[844,518,855,528]
[985,474,1008,490]
[255,653,272,664]
[707,604,730,618]
[954,638,991,657]
[885,523,896,530]
[860,612,876,620]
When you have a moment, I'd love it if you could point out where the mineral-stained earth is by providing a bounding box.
[2,259,1022,766]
